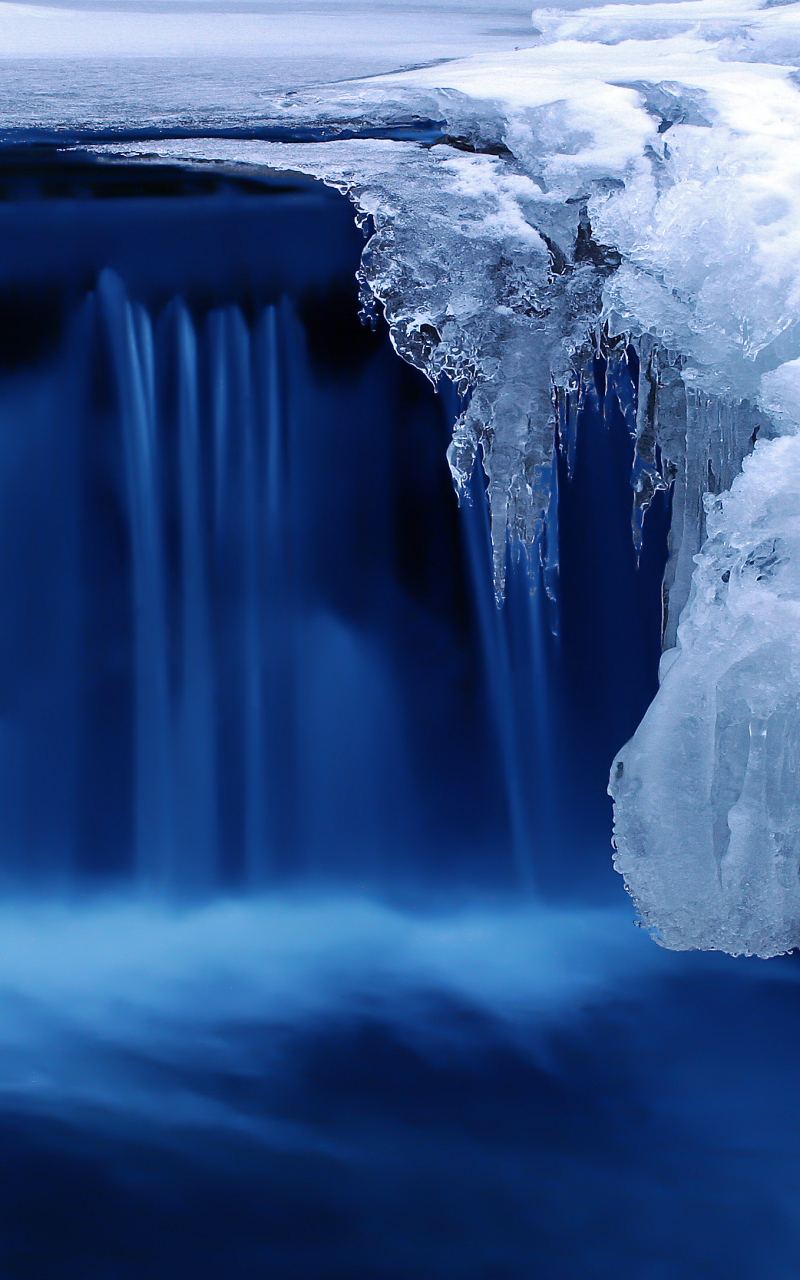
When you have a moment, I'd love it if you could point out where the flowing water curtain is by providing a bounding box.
[99,271,174,889]
[98,272,296,892]
[0,248,658,898]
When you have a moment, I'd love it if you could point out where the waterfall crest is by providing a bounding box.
[0,165,667,901]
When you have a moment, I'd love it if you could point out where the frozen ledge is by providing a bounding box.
[78,0,800,953]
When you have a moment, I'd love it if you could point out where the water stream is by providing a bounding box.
[4,152,781,1280]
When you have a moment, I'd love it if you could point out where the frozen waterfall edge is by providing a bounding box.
[90,32,800,952]
[325,146,800,958]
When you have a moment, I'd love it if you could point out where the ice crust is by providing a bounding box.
[611,421,800,956]
[7,0,800,950]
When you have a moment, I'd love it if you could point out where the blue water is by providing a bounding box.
[0,150,797,1279]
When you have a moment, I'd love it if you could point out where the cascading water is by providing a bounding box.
[98,271,289,891]
[0,150,669,901]
[4,0,800,1258]
[3,147,800,1280]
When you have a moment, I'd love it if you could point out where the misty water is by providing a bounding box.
[1,151,799,1279]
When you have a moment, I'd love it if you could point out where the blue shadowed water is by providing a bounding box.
[0,150,798,1280]
[0,153,514,892]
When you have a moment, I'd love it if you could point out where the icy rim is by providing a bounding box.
[6,0,800,954]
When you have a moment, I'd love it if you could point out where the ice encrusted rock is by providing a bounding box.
[611,373,800,957]
[630,343,777,646]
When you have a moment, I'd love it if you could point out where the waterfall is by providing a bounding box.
[0,261,508,893]
[96,274,300,891]
[0,263,666,897]
[0,163,670,901]
[458,457,536,890]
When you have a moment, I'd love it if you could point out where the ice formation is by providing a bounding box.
[612,418,800,957]
[3,0,800,951]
